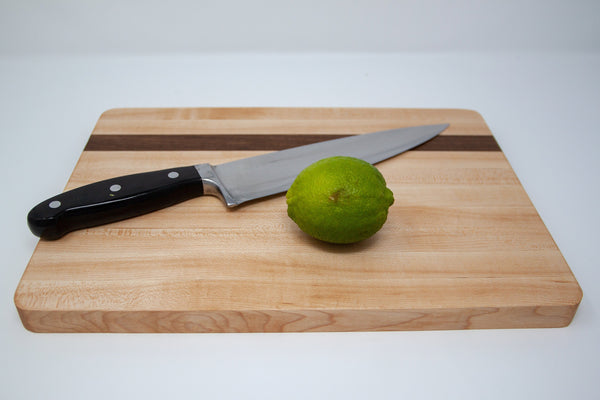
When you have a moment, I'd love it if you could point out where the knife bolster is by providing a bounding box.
[195,163,239,207]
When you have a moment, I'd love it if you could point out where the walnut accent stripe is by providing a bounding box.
[84,134,500,152]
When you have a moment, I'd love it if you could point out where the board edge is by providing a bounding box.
[15,302,582,333]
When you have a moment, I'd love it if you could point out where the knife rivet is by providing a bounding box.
[168,171,179,179]
[110,184,122,192]
[49,200,61,209]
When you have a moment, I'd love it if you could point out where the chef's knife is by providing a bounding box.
[27,124,449,240]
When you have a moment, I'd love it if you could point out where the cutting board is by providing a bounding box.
[15,108,582,332]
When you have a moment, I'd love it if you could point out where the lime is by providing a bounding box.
[286,156,394,244]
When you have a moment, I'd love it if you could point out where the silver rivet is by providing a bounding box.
[168,171,179,179]
[49,200,61,209]
[110,184,122,192]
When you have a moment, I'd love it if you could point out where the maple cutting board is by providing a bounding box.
[15,108,582,333]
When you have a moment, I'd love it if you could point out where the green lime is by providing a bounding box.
[286,156,394,244]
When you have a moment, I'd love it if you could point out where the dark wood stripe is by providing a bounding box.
[414,135,500,151]
[85,134,349,151]
[84,134,500,152]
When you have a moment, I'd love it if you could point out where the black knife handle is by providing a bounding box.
[27,166,204,240]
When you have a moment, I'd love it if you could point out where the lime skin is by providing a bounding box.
[286,156,394,244]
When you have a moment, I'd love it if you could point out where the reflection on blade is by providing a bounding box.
[201,124,449,206]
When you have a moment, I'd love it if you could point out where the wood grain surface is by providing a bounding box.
[14,108,582,332]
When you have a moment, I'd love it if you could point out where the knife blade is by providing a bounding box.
[27,123,448,240]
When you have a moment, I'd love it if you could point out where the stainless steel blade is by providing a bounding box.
[195,124,448,206]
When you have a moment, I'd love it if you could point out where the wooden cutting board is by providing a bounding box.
[15,108,582,332]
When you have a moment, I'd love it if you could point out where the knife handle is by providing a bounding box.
[27,166,204,240]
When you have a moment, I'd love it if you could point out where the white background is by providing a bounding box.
[1,1,599,399]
